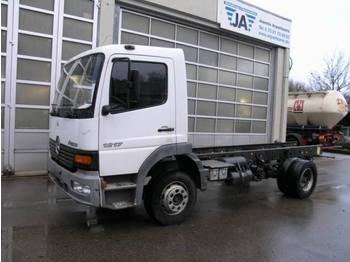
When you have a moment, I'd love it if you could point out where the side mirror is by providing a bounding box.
[101,105,111,116]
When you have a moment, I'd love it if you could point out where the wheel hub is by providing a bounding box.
[161,182,189,215]
[299,168,314,192]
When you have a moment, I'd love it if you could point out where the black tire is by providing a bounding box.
[277,158,298,194]
[144,170,197,225]
[286,133,305,146]
[286,160,317,199]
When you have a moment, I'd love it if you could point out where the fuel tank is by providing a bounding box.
[287,91,348,128]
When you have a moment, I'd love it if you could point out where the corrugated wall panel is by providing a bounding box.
[118,9,274,147]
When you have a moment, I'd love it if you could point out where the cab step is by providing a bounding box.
[104,182,137,191]
[111,201,135,209]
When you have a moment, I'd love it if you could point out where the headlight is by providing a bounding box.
[71,181,91,195]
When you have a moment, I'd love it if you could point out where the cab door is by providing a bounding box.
[98,55,176,176]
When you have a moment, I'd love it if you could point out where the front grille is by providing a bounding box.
[49,138,76,171]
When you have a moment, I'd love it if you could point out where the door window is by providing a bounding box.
[109,60,167,113]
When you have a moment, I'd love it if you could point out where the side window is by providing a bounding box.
[109,60,167,112]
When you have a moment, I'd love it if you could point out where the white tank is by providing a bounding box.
[287,91,348,128]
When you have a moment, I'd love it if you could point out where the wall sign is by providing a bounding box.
[218,0,291,48]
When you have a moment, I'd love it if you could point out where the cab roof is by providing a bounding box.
[67,44,185,64]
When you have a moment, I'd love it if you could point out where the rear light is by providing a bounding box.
[74,154,92,166]
[319,134,325,142]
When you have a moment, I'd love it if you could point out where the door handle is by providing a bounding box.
[158,126,174,132]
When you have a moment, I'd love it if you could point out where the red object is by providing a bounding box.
[293,99,304,112]
[318,134,325,143]
[74,154,92,166]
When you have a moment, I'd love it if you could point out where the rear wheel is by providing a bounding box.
[286,133,305,146]
[277,159,317,199]
[277,158,298,194]
[287,160,317,199]
[144,170,197,225]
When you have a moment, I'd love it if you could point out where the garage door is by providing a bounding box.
[2,0,98,174]
[118,9,273,147]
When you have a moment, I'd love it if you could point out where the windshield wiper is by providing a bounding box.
[65,107,80,118]
[50,105,93,118]
[50,104,59,116]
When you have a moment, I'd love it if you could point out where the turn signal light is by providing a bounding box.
[101,179,108,189]
[74,154,92,166]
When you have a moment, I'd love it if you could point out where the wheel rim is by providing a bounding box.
[299,168,314,192]
[160,181,189,215]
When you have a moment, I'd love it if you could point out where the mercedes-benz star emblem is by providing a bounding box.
[55,136,60,155]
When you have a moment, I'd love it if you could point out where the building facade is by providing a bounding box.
[1,0,291,175]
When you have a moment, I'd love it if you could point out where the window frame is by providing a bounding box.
[108,59,168,114]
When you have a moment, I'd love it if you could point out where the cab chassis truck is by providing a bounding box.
[48,45,320,225]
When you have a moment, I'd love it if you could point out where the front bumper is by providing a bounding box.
[48,158,101,207]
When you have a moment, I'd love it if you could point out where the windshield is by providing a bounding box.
[51,53,105,118]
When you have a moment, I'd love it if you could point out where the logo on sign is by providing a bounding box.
[293,99,304,112]
[224,1,256,31]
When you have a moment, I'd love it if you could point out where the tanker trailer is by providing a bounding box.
[287,91,348,145]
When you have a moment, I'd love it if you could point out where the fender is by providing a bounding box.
[135,143,208,205]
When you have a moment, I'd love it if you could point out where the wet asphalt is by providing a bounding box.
[2,153,350,262]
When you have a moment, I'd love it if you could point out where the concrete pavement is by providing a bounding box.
[2,154,350,262]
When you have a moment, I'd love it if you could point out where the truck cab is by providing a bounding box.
[49,45,206,224]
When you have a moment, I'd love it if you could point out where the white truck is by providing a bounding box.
[49,45,320,225]
[287,91,348,145]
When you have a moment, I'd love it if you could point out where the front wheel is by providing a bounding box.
[144,170,197,225]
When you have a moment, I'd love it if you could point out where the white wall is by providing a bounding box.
[144,0,218,22]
